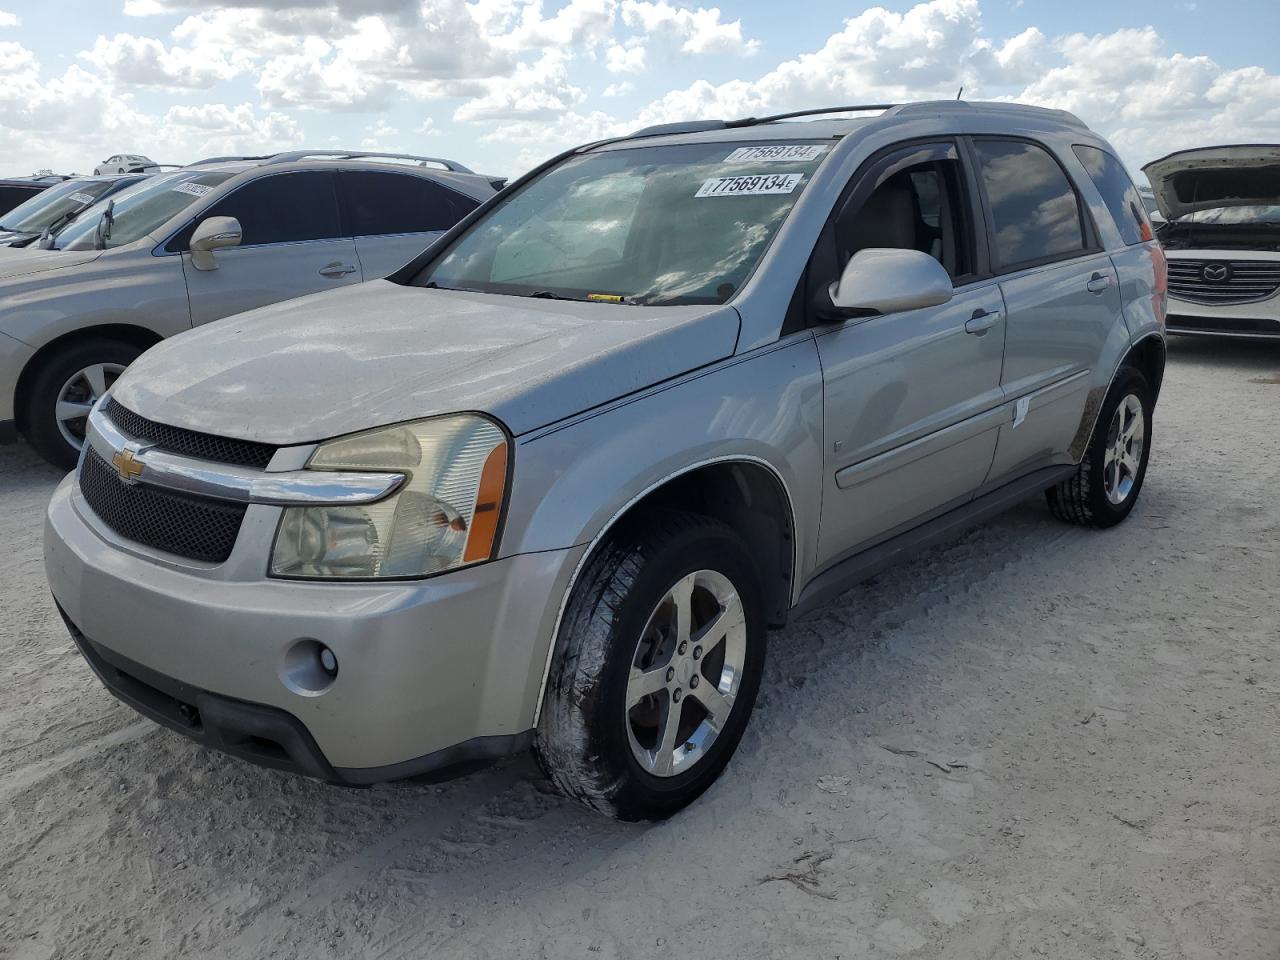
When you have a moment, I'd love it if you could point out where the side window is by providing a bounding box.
[195,172,343,247]
[973,139,1087,269]
[341,171,478,237]
[833,157,974,282]
[1073,144,1153,246]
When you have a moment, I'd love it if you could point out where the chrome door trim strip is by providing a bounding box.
[85,405,403,506]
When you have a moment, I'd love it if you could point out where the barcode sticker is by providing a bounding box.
[69,192,96,205]
[695,173,803,198]
[724,144,828,163]
[172,182,213,198]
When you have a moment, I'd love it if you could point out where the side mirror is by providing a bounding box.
[189,216,242,271]
[826,247,954,318]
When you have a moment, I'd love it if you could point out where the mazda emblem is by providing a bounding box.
[1201,263,1230,282]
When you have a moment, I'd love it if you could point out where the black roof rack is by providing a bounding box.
[726,104,897,127]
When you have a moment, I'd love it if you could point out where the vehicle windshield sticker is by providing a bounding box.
[172,182,213,198]
[695,173,804,198]
[587,293,624,302]
[69,192,96,205]
[723,144,828,163]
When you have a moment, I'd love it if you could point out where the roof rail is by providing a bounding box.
[263,150,475,173]
[727,104,897,127]
[629,120,730,137]
[888,100,1090,129]
[188,155,272,166]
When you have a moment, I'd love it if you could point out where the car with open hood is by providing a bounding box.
[1143,144,1280,339]
[0,150,497,467]
[45,100,1167,820]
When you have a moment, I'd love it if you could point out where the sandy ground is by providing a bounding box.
[2,336,1279,960]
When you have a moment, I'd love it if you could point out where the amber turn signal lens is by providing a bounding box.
[463,442,508,563]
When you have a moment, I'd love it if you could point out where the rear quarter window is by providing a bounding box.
[1073,145,1153,246]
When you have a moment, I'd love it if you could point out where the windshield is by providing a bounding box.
[56,170,235,250]
[0,179,117,234]
[1176,204,1280,226]
[420,141,830,305]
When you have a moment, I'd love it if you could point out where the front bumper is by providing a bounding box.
[45,474,584,781]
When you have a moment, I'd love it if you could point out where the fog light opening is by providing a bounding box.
[280,638,339,697]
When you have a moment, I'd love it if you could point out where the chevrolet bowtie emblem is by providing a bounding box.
[111,448,144,482]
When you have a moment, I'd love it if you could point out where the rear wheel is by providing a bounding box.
[23,339,140,470]
[1046,366,1152,528]
[535,510,766,821]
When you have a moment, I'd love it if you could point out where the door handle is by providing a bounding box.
[1086,272,1113,294]
[964,308,1001,335]
[319,262,358,278]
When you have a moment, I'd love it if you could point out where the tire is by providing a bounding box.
[1046,366,1152,528]
[23,339,141,470]
[534,509,767,821]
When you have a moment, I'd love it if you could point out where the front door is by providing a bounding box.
[813,142,1007,570]
[180,170,362,326]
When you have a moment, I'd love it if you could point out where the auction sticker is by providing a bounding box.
[69,192,96,205]
[172,181,213,198]
[724,144,828,163]
[695,173,803,198]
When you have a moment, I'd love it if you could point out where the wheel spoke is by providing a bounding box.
[691,683,733,731]
[82,364,109,398]
[55,399,93,423]
[691,592,745,648]
[652,697,683,776]
[671,572,695,644]
[1121,451,1139,477]
[627,664,668,705]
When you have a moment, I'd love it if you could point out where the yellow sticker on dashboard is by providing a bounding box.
[587,293,624,302]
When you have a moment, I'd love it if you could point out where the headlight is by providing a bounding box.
[270,415,508,580]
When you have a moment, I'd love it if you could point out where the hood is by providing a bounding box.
[0,246,101,279]
[112,280,741,444]
[1143,144,1280,220]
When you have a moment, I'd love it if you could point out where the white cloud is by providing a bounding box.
[620,1,758,56]
[606,40,645,73]
[0,9,18,27]
[603,80,635,97]
[80,33,243,89]
[453,51,585,122]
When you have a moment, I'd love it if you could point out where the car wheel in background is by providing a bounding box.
[1046,366,1153,528]
[23,339,141,470]
[535,510,766,821]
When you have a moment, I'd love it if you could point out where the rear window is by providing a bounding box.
[1073,145,1152,245]
[341,171,477,236]
[973,139,1087,268]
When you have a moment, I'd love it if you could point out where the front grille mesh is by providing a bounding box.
[104,398,277,469]
[1167,258,1280,306]
[79,446,246,563]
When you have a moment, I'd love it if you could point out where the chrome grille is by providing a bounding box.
[1166,258,1280,305]
[79,446,246,563]
[104,398,277,469]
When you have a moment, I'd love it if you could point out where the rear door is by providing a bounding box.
[180,170,362,326]
[970,137,1125,484]
[813,140,1007,569]
[339,171,480,279]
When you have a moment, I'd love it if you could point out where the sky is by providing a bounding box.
[2,0,1278,182]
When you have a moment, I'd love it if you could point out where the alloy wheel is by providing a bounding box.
[55,362,124,452]
[1103,393,1145,505]
[624,569,748,778]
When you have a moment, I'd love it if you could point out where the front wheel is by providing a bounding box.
[1046,366,1153,528]
[22,339,141,470]
[535,510,766,821]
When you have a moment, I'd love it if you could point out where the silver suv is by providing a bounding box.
[45,101,1167,820]
[1,151,497,467]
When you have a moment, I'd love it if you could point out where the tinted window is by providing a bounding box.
[58,171,235,251]
[974,139,1086,267]
[0,186,40,215]
[342,172,477,236]
[1073,145,1153,245]
[835,157,974,281]
[198,172,342,247]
